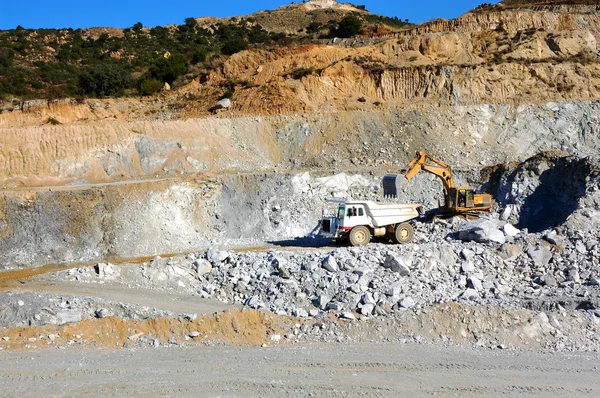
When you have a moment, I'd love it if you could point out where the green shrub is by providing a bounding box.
[78,63,133,97]
[149,53,188,84]
[0,16,298,99]
[185,17,198,28]
[336,15,363,38]
[248,25,270,44]
[137,77,163,96]
[191,48,207,64]
[363,14,410,28]
[221,38,248,56]
[306,22,323,35]
[46,117,61,125]
[0,48,14,67]
[286,67,314,80]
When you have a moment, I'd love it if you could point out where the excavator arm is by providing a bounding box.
[383,151,456,198]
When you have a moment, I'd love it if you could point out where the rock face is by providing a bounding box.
[502,0,600,7]
[491,152,595,233]
[304,0,339,9]
[1,102,599,188]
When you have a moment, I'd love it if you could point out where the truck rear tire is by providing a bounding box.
[393,223,414,244]
[349,226,371,246]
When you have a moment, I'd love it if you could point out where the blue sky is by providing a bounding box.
[0,1,500,30]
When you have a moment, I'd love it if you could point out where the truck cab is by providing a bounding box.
[338,204,370,231]
[321,202,367,239]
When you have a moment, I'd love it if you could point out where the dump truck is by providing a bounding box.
[320,199,423,246]
[383,151,493,218]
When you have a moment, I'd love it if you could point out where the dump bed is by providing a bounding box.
[345,201,422,227]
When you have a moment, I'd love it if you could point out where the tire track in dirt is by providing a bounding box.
[284,360,595,374]
[2,343,598,397]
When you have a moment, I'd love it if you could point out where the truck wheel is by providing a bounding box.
[393,223,414,244]
[349,226,371,246]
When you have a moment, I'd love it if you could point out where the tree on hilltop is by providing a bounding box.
[336,15,363,38]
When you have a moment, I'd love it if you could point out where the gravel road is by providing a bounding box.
[1,342,598,397]
[9,280,236,316]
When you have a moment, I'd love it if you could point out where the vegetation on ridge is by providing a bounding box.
[0,5,411,101]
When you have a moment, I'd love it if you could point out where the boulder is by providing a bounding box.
[245,295,263,309]
[321,255,339,272]
[575,241,587,255]
[95,308,109,318]
[361,292,376,305]
[542,274,557,287]
[468,276,483,291]
[218,98,231,108]
[503,224,520,237]
[193,259,212,277]
[340,312,356,320]
[527,245,552,267]
[458,219,505,244]
[382,252,411,275]
[293,308,309,318]
[500,205,512,221]
[566,267,580,283]
[94,263,117,278]
[278,266,292,279]
[360,303,375,315]
[499,243,523,261]
[318,294,331,310]
[438,245,459,267]
[461,288,478,299]
[209,97,232,113]
[460,248,475,261]
[544,230,565,246]
[461,260,475,274]
[206,249,230,264]
[399,297,416,308]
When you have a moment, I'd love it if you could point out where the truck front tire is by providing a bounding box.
[393,223,414,244]
[349,226,371,246]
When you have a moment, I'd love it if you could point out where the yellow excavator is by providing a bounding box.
[382,151,493,218]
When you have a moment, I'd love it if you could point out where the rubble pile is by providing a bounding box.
[492,152,599,233]
[198,217,600,316]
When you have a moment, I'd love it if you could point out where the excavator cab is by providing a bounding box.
[448,187,492,213]
[449,187,474,210]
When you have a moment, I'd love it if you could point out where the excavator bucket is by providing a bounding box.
[382,174,408,198]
